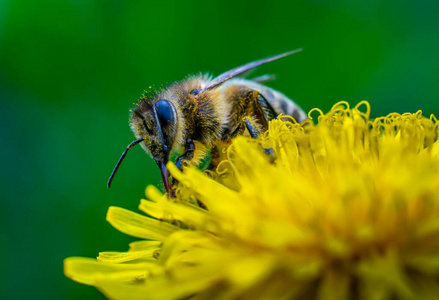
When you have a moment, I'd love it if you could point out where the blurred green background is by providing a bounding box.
[1,0,438,299]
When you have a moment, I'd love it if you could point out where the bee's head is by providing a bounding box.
[107,97,178,197]
[130,98,178,162]
[129,98,178,194]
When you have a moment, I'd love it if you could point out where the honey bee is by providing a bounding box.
[108,49,306,197]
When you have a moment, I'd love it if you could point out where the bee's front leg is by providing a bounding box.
[175,138,195,170]
[172,139,209,209]
[167,139,195,197]
[206,145,222,171]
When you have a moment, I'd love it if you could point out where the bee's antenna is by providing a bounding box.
[203,48,303,91]
[107,138,144,188]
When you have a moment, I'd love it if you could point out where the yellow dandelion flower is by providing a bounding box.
[64,101,439,300]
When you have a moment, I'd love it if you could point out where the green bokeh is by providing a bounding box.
[1,1,438,299]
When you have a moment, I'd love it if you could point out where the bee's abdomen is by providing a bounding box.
[252,83,307,123]
[268,94,307,123]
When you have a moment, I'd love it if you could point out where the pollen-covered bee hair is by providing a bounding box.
[108,49,306,197]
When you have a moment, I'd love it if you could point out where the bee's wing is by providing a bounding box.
[204,48,302,91]
[250,74,276,84]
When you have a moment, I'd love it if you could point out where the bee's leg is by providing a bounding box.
[246,90,277,130]
[206,145,221,171]
[173,139,209,209]
[175,138,195,171]
[164,139,195,198]
[243,117,275,156]
[171,139,205,186]
[170,139,195,197]
[230,89,277,138]
[243,117,262,139]
[229,89,276,156]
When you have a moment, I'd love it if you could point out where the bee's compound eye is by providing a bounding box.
[154,100,176,128]
[190,89,202,96]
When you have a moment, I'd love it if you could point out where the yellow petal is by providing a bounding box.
[64,257,157,285]
[139,188,211,228]
[356,250,413,299]
[318,270,350,300]
[224,254,274,289]
[98,249,159,263]
[404,254,439,275]
[129,240,162,252]
[106,206,178,241]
